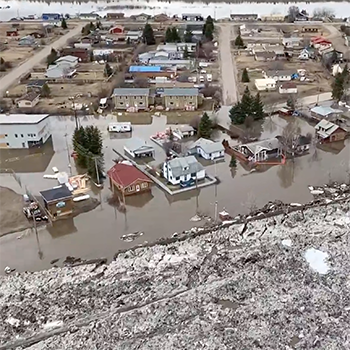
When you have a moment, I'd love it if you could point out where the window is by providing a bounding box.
[139,101,143,105]
[21,134,24,138]
[189,96,193,99]
[128,185,135,192]
[5,134,7,137]
[15,134,18,138]
[25,102,31,106]
[6,143,9,146]
[120,102,124,105]
[191,173,196,177]
[170,102,174,105]
[141,182,148,189]
[175,176,180,181]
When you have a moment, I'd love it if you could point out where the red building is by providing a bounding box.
[6,30,18,37]
[60,48,90,62]
[109,25,125,34]
[107,162,153,196]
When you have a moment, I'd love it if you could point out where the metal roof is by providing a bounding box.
[112,88,150,96]
[241,138,280,155]
[0,114,49,125]
[56,55,78,63]
[315,120,340,138]
[311,106,343,117]
[129,66,161,73]
[188,138,224,154]
[40,185,72,203]
[124,137,154,152]
[162,88,198,96]
[166,156,203,178]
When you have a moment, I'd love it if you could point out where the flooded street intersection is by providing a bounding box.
[0,114,349,273]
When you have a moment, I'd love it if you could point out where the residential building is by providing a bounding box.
[162,88,199,110]
[112,88,150,110]
[55,55,79,68]
[187,138,225,160]
[18,35,36,46]
[279,82,298,94]
[45,65,76,79]
[124,138,155,158]
[131,13,151,21]
[128,66,175,79]
[106,13,124,20]
[298,49,311,60]
[311,106,343,120]
[0,114,51,149]
[315,120,347,143]
[230,14,258,21]
[153,13,168,22]
[182,13,203,21]
[109,25,125,34]
[255,79,276,91]
[26,80,47,94]
[148,59,193,69]
[172,125,195,139]
[238,138,282,162]
[42,13,61,20]
[61,47,90,62]
[282,36,301,48]
[125,30,143,42]
[108,161,153,196]
[40,185,73,220]
[16,92,40,108]
[263,70,295,81]
[163,156,205,185]
[78,12,100,20]
[302,26,319,33]
[254,51,276,61]
[6,29,18,36]
[176,42,197,52]
[261,14,285,21]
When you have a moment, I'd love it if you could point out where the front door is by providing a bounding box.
[136,184,140,192]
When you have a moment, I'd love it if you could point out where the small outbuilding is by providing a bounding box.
[187,138,225,160]
[40,185,73,220]
[255,78,276,91]
[279,82,297,94]
[124,137,155,158]
[107,161,153,196]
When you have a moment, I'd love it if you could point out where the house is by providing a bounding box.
[238,138,282,162]
[78,12,100,20]
[18,35,36,46]
[131,13,151,21]
[298,49,311,60]
[61,47,90,62]
[0,114,50,149]
[162,88,199,110]
[282,36,301,48]
[182,13,203,21]
[254,51,276,61]
[128,65,175,79]
[112,88,150,110]
[108,161,153,196]
[311,37,332,49]
[26,80,47,93]
[16,92,40,108]
[302,26,319,33]
[163,156,205,185]
[6,29,18,36]
[255,79,276,91]
[124,137,155,158]
[311,106,343,120]
[40,185,73,220]
[126,30,143,42]
[279,82,298,94]
[106,13,124,20]
[109,25,124,34]
[55,55,79,68]
[187,138,225,160]
[230,14,258,21]
[42,13,61,20]
[294,135,311,154]
[176,42,197,52]
[46,65,76,79]
[261,14,285,21]
[263,70,295,81]
[154,13,168,22]
[148,59,193,69]
[172,125,195,139]
[315,120,347,143]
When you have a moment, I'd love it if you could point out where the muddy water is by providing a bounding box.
[0,114,349,273]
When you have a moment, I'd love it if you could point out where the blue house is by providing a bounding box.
[42,13,61,20]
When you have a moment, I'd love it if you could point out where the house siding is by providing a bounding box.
[163,163,206,185]
[163,95,198,110]
[114,95,149,110]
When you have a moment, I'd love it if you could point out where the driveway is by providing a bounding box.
[0,25,83,96]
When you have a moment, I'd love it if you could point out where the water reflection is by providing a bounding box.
[317,141,346,155]
[277,159,300,189]
[47,218,78,238]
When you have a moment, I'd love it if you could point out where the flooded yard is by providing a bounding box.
[0,113,349,273]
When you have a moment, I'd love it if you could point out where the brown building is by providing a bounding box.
[162,88,199,110]
[106,12,124,20]
[112,88,152,110]
[60,47,90,62]
[107,162,153,196]
[153,13,169,22]
[40,185,73,220]
[315,120,347,143]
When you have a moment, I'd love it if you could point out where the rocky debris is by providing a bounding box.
[1,200,350,349]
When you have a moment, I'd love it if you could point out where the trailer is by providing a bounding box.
[108,122,132,133]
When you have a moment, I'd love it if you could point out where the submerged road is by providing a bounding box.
[0,25,83,97]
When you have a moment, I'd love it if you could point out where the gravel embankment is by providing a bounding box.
[1,200,350,349]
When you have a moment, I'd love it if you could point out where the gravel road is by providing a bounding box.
[0,25,83,97]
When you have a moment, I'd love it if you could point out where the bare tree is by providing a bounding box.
[281,119,301,158]
[288,6,300,22]
[313,7,335,20]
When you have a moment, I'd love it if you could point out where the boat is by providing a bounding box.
[73,194,90,202]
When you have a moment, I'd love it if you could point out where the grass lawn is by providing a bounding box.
[166,111,199,125]
[116,112,153,125]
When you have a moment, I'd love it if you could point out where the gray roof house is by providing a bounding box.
[187,138,225,160]
[45,65,76,79]
[55,55,79,68]
[112,88,151,110]
[124,137,155,158]
[163,155,206,185]
[18,35,36,46]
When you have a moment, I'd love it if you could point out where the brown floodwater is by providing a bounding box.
[0,114,349,273]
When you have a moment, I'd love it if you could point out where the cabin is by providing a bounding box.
[315,120,347,143]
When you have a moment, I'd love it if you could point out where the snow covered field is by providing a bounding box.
[1,199,350,349]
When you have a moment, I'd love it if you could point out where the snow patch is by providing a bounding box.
[43,321,64,330]
[282,239,292,247]
[304,248,329,274]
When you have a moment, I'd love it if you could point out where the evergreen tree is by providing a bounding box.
[234,34,244,48]
[41,83,51,98]
[240,86,252,117]
[287,95,296,110]
[165,27,173,42]
[126,37,131,45]
[229,154,237,168]
[184,29,193,43]
[96,20,101,29]
[183,45,189,59]
[229,103,245,125]
[251,92,264,120]
[171,27,180,42]
[332,72,345,101]
[104,63,113,77]
[61,18,68,29]
[203,16,214,41]
[46,48,58,66]
[198,112,213,139]
[241,68,250,83]
[73,126,88,167]
[142,23,155,45]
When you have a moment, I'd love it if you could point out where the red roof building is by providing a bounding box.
[107,162,153,196]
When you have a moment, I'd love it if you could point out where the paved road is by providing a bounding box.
[0,25,83,96]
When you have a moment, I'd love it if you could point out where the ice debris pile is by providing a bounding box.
[1,200,350,349]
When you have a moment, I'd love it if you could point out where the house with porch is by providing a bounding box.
[187,138,224,160]
[124,138,155,158]
[315,120,347,143]
[237,138,282,162]
[163,156,205,185]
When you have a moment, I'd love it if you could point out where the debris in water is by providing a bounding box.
[190,214,202,222]
[304,248,329,274]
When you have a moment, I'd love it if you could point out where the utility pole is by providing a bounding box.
[64,133,72,176]
[94,157,100,185]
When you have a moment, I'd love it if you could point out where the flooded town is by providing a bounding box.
[1,3,350,349]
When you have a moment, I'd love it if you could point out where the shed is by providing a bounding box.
[124,138,155,158]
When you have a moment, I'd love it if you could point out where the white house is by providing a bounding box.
[163,156,205,185]
[282,36,301,48]
[124,137,155,158]
[46,65,76,79]
[187,138,224,160]
[16,92,40,108]
[298,49,310,60]
[0,114,51,149]
[255,78,276,91]
[279,82,298,94]
[55,55,79,68]
[263,70,294,82]
[172,125,195,139]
